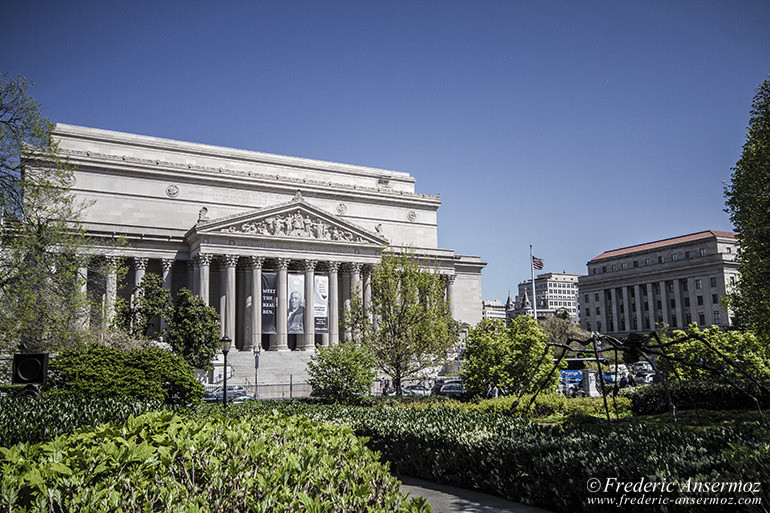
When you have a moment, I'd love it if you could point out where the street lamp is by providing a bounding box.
[220,335,231,406]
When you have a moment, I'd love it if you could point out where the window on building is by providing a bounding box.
[730,276,736,285]
[595,293,599,301]
[682,281,688,291]
[684,297,690,307]
[633,260,639,268]
[726,247,732,254]
[595,307,600,315]
[586,322,592,331]
[621,262,627,270]
[672,254,678,261]
[697,296,703,306]
[584,294,589,303]
[597,321,602,332]
[611,264,617,271]
[670,298,676,309]
[602,266,607,273]
[654,284,660,294]
[592,268,597,275]
[668,282,674,293]
[710,277,717,288]
[700,248,706,256]
[657,315,663,324]
[685,251,690,259]
[656,300,662,310]
[619,304,624,314]
[585,308,590,317]
[712,294,719,304]
[698,312,705,325]
[645,258,651,266]
[695,279,702,289]
[644,301,649,311]
[671,314,677,327]
[685,313,691,325]
[644,317,650,329]
[659,256,664,263]
[714,311,721,324]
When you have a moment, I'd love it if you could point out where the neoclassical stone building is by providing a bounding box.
[49,124,484,352]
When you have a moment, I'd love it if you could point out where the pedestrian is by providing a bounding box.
[619,373,628,389]
[628,372,636,387]
[486,381,499,399]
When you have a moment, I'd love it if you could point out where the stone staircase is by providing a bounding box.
[212,349,314,389]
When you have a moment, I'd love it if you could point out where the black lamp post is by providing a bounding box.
[221,335,231,406]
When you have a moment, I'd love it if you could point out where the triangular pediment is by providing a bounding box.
[190,193,388,245]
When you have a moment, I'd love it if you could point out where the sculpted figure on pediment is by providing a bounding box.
[219,210,368,243]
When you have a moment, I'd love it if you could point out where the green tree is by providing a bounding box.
[724,78,770,344]
[166,288,221,370]
[116,273,173,339]
[343,249,458,394]
[462,317,557,397]
[307,340,376,401]
[0,73,93,352]
[539,315,590,347]
[656,325,770,381]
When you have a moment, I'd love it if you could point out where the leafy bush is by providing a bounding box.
[166,288,221,370]
[307,340,376,401]
[619,380,770,415]
[0,395,165,447]
[0,411,431,512]
[204,400,769,512]
[44,344,204,405]
[471,393,631,418]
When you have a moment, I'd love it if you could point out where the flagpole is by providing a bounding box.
[530,244,537,321]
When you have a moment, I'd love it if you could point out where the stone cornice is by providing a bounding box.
[57,148,442,210]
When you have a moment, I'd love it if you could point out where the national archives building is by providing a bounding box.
[49,124,485,353]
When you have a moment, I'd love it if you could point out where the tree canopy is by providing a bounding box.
[307,340,376,401]
[343,249,458,394]
[462,317,558,397]
[166,288,221,370]
[0,73,93,352]
[724,78,770,344]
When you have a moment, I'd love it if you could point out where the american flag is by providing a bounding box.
[532,256,544,270]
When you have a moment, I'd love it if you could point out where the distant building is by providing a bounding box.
[508,272,583,321]
[578,230,738,336]
[482,299,507,321]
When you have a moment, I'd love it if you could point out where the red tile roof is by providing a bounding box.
[589,230,736,262]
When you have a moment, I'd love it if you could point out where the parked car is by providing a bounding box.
[435,381,471,399]
[403,384,431,396]
[203,385,247,402]
[431,378,463,395]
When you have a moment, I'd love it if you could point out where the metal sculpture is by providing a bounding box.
[515,330,768,426]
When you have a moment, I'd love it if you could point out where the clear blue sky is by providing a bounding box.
[2,1,768,303]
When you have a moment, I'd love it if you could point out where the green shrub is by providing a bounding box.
[202,400,769,512]
[44,344,204,405]
[0,411,431,512]
[0,395,165,447]
[470,393,631,418]
[619,380,770,415]
[307,340,376,401]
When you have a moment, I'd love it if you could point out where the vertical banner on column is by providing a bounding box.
[287,273,305,334]
[261,272,277,334]
[314,275,329,333]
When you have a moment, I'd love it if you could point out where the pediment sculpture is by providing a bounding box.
[220,210,368,243]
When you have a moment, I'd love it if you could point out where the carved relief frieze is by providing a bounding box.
[220,210,369,244]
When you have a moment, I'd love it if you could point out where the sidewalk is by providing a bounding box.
[397,475,552,513]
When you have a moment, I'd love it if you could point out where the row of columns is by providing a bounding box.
[86,254,458,351]
[590,277,723,333]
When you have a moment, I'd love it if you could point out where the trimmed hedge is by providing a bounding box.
[44,344,204,405]
[203,401,769,512]
[619,380,770,415]
[0,395,166,447]
[1,411,431,512]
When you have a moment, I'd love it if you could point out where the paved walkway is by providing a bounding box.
[397,475,552,513]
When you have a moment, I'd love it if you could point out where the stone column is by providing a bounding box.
[248,256,264,352]
[675,279,686,328]
[160,258,175,332]
[659,281,669,327]
[134,257,148,287]
[224,255,238,342]
[363,266,372,321]
[328,261,340,346]
[300,259,316,350]
[687,277,698,327]
[621,286,631,332]
[77,262,90,329]
[104,256,118,328]
[237,264,248,350]
[186,260,195,294]
[350,262,363,301]
[609,288,620,333]
[646,283,655,330]
[633,284,643,332]
[275,258,290,351]
[446,274,457,320]
[198,254,212,305]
